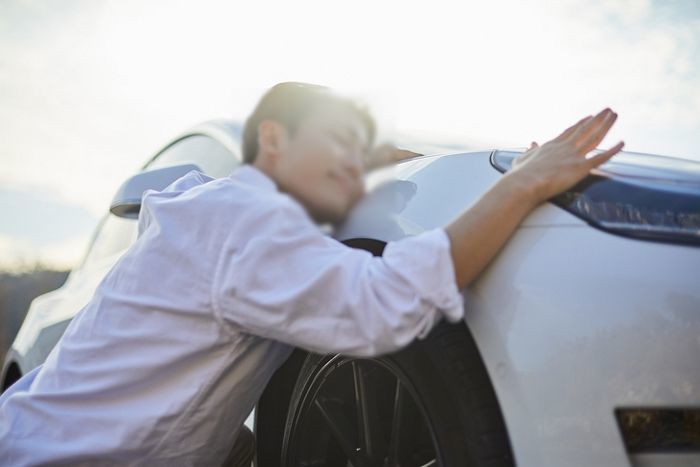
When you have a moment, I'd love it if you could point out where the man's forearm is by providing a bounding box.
[445,171,540,290]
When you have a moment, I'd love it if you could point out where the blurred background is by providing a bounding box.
[1,0,699,357]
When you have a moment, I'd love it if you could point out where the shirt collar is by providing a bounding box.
[230,164,278,192]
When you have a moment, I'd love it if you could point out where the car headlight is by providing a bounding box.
[491,150,700,247]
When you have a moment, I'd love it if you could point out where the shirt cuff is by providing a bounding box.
[381,227,465,324]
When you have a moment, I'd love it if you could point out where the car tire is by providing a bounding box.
[276,320,514,467]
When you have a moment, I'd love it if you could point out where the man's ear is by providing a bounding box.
[257,119,289,162]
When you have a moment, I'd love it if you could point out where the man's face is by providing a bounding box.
[270,104,370,225]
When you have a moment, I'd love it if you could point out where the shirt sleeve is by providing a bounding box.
[210,198,464,357]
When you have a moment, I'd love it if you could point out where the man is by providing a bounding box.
[0,82,623,466]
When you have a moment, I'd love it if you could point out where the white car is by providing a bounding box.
[3,119,699,467]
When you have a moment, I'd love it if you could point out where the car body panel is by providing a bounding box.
[469,224,699,465]
[335,150,700,466]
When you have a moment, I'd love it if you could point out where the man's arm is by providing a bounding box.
[445,108,624,288]
[211,199,462,358]
[211,109,622,357]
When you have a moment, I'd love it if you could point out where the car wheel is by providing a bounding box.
[278,321,514,467]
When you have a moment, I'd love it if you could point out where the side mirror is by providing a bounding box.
[110,163,203,218]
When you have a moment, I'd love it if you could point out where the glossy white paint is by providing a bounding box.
[336,151,700,466]
[470,225,699,465]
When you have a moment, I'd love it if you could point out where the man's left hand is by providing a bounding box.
[365,143,423,171]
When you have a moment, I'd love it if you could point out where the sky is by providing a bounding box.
[1,0,699,271]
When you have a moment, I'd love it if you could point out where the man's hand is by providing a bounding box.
[509,108,624,203]
[445,108,624,289]
[364,143,423,171]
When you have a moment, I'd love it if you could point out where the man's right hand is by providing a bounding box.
[509,108,624,204]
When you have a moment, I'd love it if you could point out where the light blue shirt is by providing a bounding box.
[0,164,464,466]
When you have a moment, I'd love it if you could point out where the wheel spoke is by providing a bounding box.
[313,397,363,464]
[352,360,381,462]
[386,376,404,465]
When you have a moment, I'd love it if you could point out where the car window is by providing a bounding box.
[80,213,137,269]
[146,135,238,178]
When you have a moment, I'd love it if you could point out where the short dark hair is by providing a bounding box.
[241,81,376,164]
